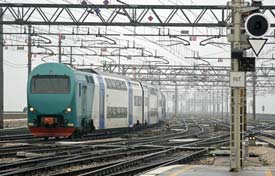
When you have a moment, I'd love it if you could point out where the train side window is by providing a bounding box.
[113,107,117,118]
[125,108,127,117]
[115,81,119,89]
[120,81,123,90]
[110,107,113,118]
[118,108,122,118]
[122,82,127,90]
[89,76,94,83]
[79,84,81,96]
[105,79,112,89]
[110,108,114,118]
[105,79,110,88]
[110,79,114,89]
[115,80,120,89]
[120,108,123,118]
[85,76,90,83]
[107,107,111,118]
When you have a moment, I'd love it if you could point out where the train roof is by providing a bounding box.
[44,63,159,89]
[76,67,139,82]
[75,67,159,89]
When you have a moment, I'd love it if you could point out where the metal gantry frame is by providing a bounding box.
[0,3,273,27]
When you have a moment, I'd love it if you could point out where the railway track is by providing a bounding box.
[0,119,231,176]
[256,133,275,148]
[0,146,162,175]
[0,121,166,143]
[0,127,29,136]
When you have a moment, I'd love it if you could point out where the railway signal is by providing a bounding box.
[245,13,269,38]
[245,13,270,57]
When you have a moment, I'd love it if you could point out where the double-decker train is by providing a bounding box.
[27,63,166,138]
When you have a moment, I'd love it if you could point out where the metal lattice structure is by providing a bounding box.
[0,3,273,27]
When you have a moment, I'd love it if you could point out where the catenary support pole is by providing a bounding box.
[230,0,245,171]
[70,46,73,66]
[0,8,3,129]
[58,34,62,63]
[222,88,224,120]
[27,25,32,76]
[227,88,229,120]
[252,72,256,120]
[175,84,178,117]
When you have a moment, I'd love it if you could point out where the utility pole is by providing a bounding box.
[209,92,212,118]
[212,90,215,117]
[27,25,32,76]
[174,84,178,117]
[222,88,224,120]
[252,72,256,120]
[230,0,245,171]
[118,40,121,74]
[227,88,229,121]
[70,46,73,66]
[58,34,62,63]
[217,89,219,118]
[0,8,3,129]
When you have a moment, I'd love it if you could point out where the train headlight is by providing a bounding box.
[65,107,72,113]
[29,107,35,112]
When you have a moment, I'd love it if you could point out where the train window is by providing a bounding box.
[107,107,112,118]
[105,78,127,91]
[89,76,94,83]
[31,75,70,94]
[79,84,81,96]
[106,79,110,88]
[85,76,90,83]
[134,96,142,106]
[110,80,116,89]
[122,108,125,118]
[124,108,128,117]
[113,107,117,117]
[117,108,121,118]
[107,107,127,118]
[116,80,121,89]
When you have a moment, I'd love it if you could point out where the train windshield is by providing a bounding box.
[31,75,70,94]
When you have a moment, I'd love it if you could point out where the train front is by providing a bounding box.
[27,63,76,138]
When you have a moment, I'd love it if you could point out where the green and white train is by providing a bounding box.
[27,63,166,138]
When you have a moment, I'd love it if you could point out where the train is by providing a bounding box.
[27,63,166,138]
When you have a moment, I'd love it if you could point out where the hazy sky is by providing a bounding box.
[3,0,275,114]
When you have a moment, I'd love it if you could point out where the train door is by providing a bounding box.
[127,81,133,127]
[82,86,87,114]
[97,75,105,129]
